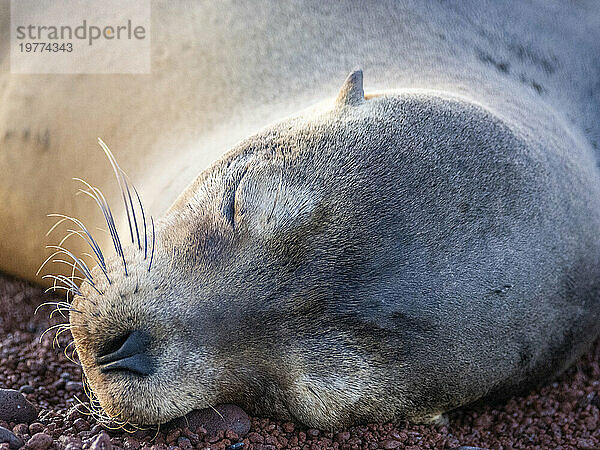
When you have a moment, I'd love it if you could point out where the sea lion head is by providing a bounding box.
[68,70,374,426]
[69,69,537,428]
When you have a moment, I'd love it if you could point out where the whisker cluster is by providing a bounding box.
[71,378,150,433]
[37,138,156,302]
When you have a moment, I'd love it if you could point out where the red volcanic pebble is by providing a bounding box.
[0,390,38,424]
[170,405,251,438]
[22,433,52,450]
[0,426,24,450]
[1,272,600,449]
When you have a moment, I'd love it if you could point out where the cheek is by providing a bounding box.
[71,329,94,370]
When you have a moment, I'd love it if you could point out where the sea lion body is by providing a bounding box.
[2,0,599,283]
[2,0,600,428]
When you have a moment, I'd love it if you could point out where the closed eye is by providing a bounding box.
[220,165,248,228]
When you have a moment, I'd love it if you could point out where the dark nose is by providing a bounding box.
[97,330,155,376]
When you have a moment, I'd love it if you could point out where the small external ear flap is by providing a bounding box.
[335,69,365,107]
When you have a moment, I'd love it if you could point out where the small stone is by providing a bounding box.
[64,382,83,392]
[89,432,112,450]
[61,436,83,450]
[89,425,103,435]
[50,380,65,391]
[26,425,43,437]
[379,440,402,449]
[0,390,38,424]
[247,432,264,444]
[122,437,140,450]
[576,439,596,450]
[298,431,306,444]
[58,436,77,446]
[173,404,250,438]
[281,422,295,433]
[11,425,28,438]
[224,430,238,441]
[225,443,244,450]
[72,419,89,433]
[175,437,191,450]
[164,428,179,444]
[306,429,320,438]
[149,445,166,450]
[65,444,83,450]
[337,431,351,442]
[454,447,489,450]
[0,426,24,450]
[179,428,199,446]
[265,435,278,446]
[17,387,33,396]
[66,410,83,422]
[23,433,52,450]
[254,445,275,450]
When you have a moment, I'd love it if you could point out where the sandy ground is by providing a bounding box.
[0,272,599,450]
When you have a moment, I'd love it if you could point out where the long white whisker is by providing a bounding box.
[46,217,68,236]
[36,250,63,277]
[124,177,141,251]
[98,138,136,247]
[47,214,107,270]
[46,245,96,287]
[148,216,155,272]
[35,301,82,315]
[42,274,83,297]
[132,185,148,259]
[74,179,127,276]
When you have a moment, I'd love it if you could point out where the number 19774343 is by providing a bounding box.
[19,42,73,52]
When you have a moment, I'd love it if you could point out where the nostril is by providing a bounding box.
[97,330,148,364]
[97,330,154,376]
[97,332,131,361]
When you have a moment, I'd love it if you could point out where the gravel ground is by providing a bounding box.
[0,272,599,450]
